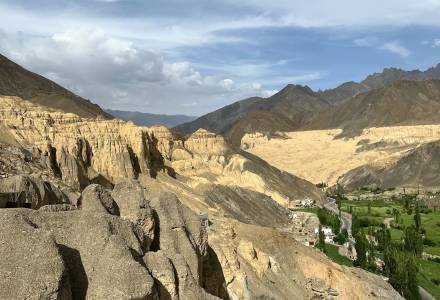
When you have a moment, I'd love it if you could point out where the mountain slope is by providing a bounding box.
[339,140,440,191]
[174,96,263,134]
[0,53,112,119]
[318,64,440,104]
[105,109,196,127]
[175,85,329,142]
[307,80,440,136]
[223,85,330,145]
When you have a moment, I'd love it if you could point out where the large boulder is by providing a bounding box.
[0,175,69,209]
[146,192,220,299]
[0,207,157,300]
[112,180,155,250]
[0,209,72,300]
[79,184,120,216]
[112,182,219,299]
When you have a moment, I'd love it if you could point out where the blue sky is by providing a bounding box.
[1,0,440,115]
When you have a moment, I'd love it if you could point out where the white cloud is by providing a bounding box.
[433,39,440,47]
[0,29,276,115]
[353,37,378,47]
[262,89,278,97]
[1,0,434,114]
[380,41,410,57]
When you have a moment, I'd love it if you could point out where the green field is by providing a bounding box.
[399,211,440,256]
[299,194,440,298]
[342,194,440,298]
[324,244,353,267]
[418,259,440,299]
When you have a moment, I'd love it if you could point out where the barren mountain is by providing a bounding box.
[176,63,440,143]
[317,63,440,104]
[338,139,440,191]
[307,80,440,136]
[0,54,112,119]
[174,96,263,134]
[176,84,330,145]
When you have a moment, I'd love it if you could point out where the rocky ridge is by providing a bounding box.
[0,95,322,206]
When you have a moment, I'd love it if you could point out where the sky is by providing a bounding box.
[1,1,440,116]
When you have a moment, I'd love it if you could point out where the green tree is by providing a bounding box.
[392,208,400,223]
[317,224,326,252]
[414,202,421,233]
[354,230,368,268]
[404,226,423,257]
[375,225,391,252]
[352,213,360,237]
[383,246,420,300]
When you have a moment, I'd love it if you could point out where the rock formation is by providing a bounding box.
[0,96,322,206]
[0,182,220,300]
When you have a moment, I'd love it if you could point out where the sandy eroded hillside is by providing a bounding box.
[241,125,440,185]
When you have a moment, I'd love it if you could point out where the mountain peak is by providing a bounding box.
[278,84,315,96]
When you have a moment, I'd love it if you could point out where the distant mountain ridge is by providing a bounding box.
[0,53,112,119]
[175,63,440,143]
[318,63,440,104]
[175,84,330,145]
[307,80,440,136]
[106,109,197,128]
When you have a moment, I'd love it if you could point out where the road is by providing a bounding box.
[322,198,355,246]
[419,286,436,300]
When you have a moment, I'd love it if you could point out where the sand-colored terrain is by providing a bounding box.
[241,125,440,185]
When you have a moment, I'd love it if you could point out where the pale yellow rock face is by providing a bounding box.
[0,96,321,205]
[0,96,174,188]
[242,126,440,185]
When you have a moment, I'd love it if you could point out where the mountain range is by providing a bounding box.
[175,63,440,144]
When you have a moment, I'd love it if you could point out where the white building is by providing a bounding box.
[300,198,314,208]
[315,226,335,244]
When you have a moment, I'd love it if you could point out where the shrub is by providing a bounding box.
[431,278,440,286]
[423,238,436,247]
[428,257,440,264]
[358,217,381,228]
[317,208,341,234]
[420,208,432,214]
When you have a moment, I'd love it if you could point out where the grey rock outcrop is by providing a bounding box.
[112,181,220,299]
[0,206,157,300]
[0,183,223,300]
[0,209,72,300]
[0,174,69,209]
[79,183,120,216]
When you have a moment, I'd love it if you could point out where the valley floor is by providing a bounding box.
[242,125,440,185]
